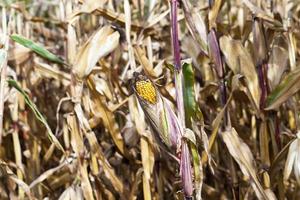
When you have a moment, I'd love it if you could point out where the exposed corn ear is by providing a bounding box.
[131,72,182,151]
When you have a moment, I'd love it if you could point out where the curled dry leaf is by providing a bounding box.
[219,35,261,110]
[222,127,276,200]
[8,43,31,64]
[208,0,222,28]
[284,132,300,185]
[58,185,83,200]
[242,0,282,26]
[267,35,288,89]
[93,76,113,101]
[252,19,267,66]
[208,29,224,79]
[266,67,300,110]
[181,0,208,54]
[73,26,120,79]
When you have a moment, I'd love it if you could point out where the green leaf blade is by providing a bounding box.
[10,34,65,65]
[8,79,65,153]
[182,62,196,127]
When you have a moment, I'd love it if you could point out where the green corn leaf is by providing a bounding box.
[8,79,65,153]
[10,34,66,65]
[182,62,197,127]
[183,62,196,122]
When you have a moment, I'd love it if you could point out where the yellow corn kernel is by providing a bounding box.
[135,80,157,104]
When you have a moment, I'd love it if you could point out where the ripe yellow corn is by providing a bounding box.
[135,80,157,104]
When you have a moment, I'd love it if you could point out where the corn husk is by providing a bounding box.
[131,72,182,151]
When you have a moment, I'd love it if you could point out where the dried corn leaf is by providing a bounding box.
[73,26,120,79]
[220,35,260,109]
[242,0,282,26]
[8,43,30,64]
[124,0,136,70]
[267,35,288,89]
[202,74,241,164]
[34,61,71,85]
[0,160,34,200]
[67,115,94,200]
[87,76,127,157]
[259,121,270,167]
[284,132,300,184]
[29,161,67,188]
[182,0,208,53]
[266,67,300,110]
[208,0,222,28]
[58,185,83,200]
[252,19,267,66]
[208,29,223,79]
[222,128,276,200]
[74,103,125,194]
[134,46,157,77]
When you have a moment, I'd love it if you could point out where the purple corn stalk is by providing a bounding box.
[253,18,268,109]
[171,0,185,128]
[171,0,181,70]
[253,18,281,147]
[181,141,193,199]
[170,0,193,198]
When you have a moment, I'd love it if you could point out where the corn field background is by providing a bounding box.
[1,0,300,199]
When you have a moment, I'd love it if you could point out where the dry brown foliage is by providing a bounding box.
[1,0,300,199]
